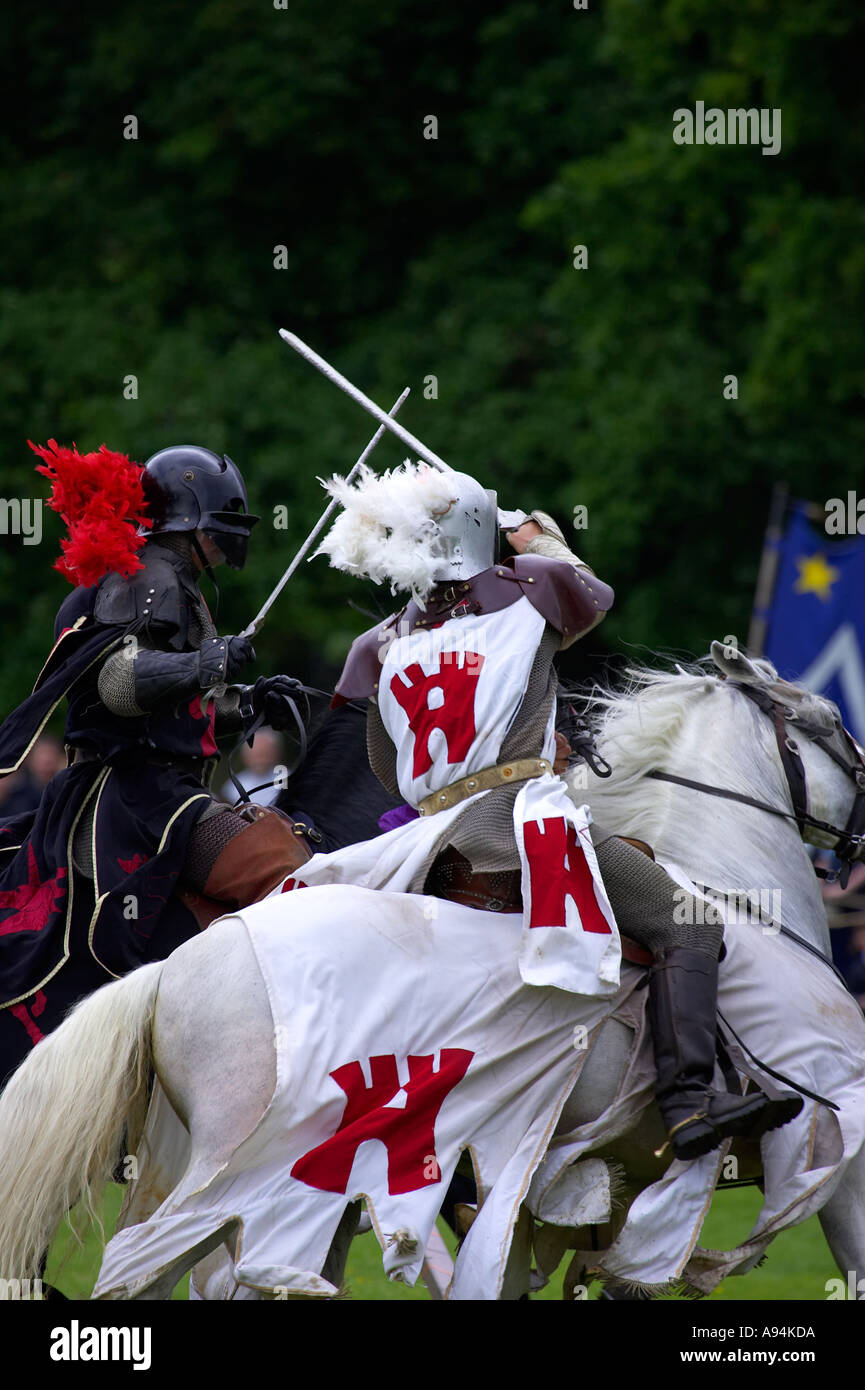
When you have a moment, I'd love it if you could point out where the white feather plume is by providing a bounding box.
[314,461,458,601]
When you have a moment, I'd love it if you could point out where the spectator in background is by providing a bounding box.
[26,734,66,789]
[816,848,865,1010]
[0,768,38,819]
[845,926,865,1009]
[0,734,66,819]
[220,727,285,808]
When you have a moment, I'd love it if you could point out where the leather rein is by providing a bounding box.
[648,681,865,887]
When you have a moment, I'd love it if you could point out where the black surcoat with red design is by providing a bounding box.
[0,537,235,1008]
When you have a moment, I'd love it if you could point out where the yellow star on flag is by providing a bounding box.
[794,553,840,602]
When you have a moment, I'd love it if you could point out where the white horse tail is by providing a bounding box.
[0,961,164,1281]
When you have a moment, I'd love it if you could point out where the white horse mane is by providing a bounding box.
[581,654,839,800]
[568,648,845,951]
[585,661,721,782]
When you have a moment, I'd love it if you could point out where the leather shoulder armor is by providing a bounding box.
[53,584,96,643]
[510,553,614,646]
[93,550,189,647]
[332,617,399,704]
[331,552,615,704]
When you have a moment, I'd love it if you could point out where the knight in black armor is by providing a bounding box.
[0,443,310,1086]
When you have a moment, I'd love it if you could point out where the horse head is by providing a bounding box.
[574,642,865,949]
[709,639,865,868]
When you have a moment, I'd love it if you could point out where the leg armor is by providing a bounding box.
[179,805,311,928]
[594,830,803,1160]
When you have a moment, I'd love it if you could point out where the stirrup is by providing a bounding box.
[658,1090,803,1161]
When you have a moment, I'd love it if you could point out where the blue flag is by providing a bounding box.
[761,502,865,742]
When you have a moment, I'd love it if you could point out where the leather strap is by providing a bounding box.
[649,681,865,862]
[619,836,655,860]
[417,757,552,817]
[621,936,654,966]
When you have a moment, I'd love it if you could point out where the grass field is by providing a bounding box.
[45,1183,838,1301]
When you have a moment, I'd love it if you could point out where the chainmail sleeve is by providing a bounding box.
[158,583,246,730]
[367,697,401,796]
[185,587,217,647]
[213,687,244,733]
[97,648,145,716]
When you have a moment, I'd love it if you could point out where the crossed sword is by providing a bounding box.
[240,330,454,640]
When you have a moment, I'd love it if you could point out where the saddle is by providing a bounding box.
[424,843,654,966]
[179,804,312,930]
[424,846,522,913]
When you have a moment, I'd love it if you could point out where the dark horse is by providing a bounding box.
[273,701,402,853]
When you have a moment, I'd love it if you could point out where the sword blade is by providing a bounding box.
[279,329,452,473]
[241,387,411,639]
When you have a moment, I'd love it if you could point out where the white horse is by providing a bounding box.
[0,642,863,1299]
[544,641,865,1296]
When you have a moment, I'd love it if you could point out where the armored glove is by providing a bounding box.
[198,635,256,687]
[98,635,256,715]
[240,675,304,733]
[506,509,593,569]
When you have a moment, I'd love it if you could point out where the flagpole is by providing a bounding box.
[748,481,789,656]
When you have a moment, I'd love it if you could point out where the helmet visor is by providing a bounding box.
[203,511,260,570]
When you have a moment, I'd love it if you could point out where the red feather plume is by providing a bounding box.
[29,439,153,588]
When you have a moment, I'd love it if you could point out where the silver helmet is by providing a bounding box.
[430,470,498,583]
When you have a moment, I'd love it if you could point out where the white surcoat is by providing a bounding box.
[289,595,621,997]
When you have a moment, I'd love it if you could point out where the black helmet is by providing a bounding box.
[142,445,260,570]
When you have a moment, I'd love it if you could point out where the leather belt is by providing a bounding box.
[416,757,552,817]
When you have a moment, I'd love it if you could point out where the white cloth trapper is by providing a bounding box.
[95,893,626,1300]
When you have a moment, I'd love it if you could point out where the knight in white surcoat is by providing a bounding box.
[306,463,802,1160]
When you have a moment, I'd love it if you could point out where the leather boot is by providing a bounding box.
[647,947,803,1160]
[179,807,311,929]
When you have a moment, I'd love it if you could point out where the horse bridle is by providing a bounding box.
[648,681,865,887]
